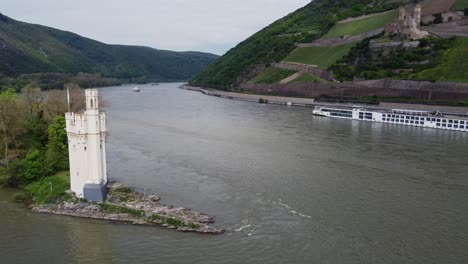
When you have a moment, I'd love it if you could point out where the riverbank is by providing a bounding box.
[32,182,224,234]
[182,85,468,113]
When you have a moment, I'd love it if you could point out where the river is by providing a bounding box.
[1,83,468,264]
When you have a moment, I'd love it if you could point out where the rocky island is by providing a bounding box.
[32,182,225,234]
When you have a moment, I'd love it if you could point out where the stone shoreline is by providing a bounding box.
[32,183,224,234]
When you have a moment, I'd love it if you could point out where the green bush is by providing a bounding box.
[10,149,51,185]
[12,192,28,202]
[26,175,69,204]
[166,218,183,227]
[433,14,443,24]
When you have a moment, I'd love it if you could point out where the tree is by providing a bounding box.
[0,89,24,168]
[10,149,50,185]
[21,84,44,115]
[433,13,443,24]
[43,83,85,123]
[45,116,69,172]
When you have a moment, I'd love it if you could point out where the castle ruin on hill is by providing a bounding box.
[385,5,429,39]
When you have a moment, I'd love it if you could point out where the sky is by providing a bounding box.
[2,0,311,55]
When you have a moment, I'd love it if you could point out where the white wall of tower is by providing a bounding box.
[65,89,107,197]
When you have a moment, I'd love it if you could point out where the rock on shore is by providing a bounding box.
[32,183,224,234]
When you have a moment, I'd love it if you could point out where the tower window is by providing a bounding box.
[90,99,93,108]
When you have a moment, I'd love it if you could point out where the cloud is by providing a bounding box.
[2,0,311,54]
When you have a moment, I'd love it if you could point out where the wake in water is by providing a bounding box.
[275,198,312,219]
[229,219,255,236]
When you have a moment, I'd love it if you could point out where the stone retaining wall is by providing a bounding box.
[337,10,394,24]
[240,80,468,101]
[297,28,384,47]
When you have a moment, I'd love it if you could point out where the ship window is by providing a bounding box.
[454,125,459,128]
[442,124,447,127]
[437,123,441,126]
[460,121,465,125]
[449,120,453,123]
[405,120,409,123]
[437,119,441,122]
[448,125,453,128]
[442,120,447,123]
[410,121,414,124]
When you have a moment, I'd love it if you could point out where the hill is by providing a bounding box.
[0,13,219,86]
[190,0,468,96]
[190,0,405,89]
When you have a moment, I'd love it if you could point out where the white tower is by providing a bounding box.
[65,89,108,202]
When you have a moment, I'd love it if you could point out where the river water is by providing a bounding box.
[1,83,468,264]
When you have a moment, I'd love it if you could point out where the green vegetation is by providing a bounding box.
[0,13,218,87]
[331,37,455,81]
[324,10,397,38]
[166,217,183,227]
[26,174,70,204]
[451,0,468,11]
[289,73,322,83]
[12,192,27,202]
[190,0,401,89]
[248,68,297,84]
[413,37,468,83]
[0,85,86,205]
[100,203,146,217]
[285,42,357,69]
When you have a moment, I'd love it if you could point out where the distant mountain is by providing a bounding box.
[0,13,219,82]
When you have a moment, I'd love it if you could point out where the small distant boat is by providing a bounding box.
[150,83,159,86]
[133,87,141,93]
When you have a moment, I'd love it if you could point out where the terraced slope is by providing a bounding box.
[248,68,297,84]
[289,73,321,83]
[324,10,397,38]
[284,42,357,69]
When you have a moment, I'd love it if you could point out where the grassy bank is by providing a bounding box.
[13,171,70,204]
[284,42,357,68]
[323,10,397,38]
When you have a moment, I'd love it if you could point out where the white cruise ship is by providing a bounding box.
[313,106,468,132]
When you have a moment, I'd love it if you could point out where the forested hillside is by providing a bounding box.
[190,0,404,89]
[0,13,218,87]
